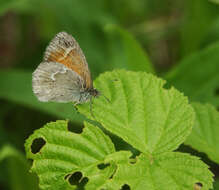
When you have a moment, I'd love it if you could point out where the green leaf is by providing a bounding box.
[25,120,213,190]
[0,145,39,190]
[214,179,219,190]
[0,70,84,124]
[78,70,194,155]
[24,71,213,189]
[25,120,117,190]
[165,42,219,107]
[185,103,219,164]
[103,152,213,190]
[105,24,155,73]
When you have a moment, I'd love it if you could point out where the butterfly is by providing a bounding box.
[32,32,99,106]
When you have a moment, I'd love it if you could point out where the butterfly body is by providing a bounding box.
[32,32,99,104]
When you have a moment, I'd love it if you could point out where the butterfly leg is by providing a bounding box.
[73,102,80,113]
[89,97,96,119]
[74,102,79,106]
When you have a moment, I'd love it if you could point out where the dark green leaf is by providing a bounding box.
[165,42,219,107]
[0,145,39,190]
[105,24,154,73]
[186,103,219,164]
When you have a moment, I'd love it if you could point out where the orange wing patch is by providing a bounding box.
[47,48,92,89]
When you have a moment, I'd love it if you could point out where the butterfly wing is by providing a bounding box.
[32,61,84,103]
[43,32,92,89]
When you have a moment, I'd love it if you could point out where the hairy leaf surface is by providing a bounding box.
[25,120,213,190]
[79,70,194,155]
[25,71,214,190]
[25,120,117,190]
[103,152,213,190]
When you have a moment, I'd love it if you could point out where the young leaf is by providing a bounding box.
[165,42,219,107]
[78,70,194,155]
[0,70,84,124]
[185,103,219,164]
[25,120,118,190]
[105,24,155,73]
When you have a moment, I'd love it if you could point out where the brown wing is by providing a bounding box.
[43,32,92,89]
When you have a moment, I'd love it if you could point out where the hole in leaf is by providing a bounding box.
[97,163,110,170]
[31,138,46,154]
[129,159,136,164]
[64,174,71,180]
[215,88,219,96]
[129,154,139,164]
[66,172,89,190]
[68,171,83,185]
[120,184,131,190]
[77,177,89,189]
[67,121,84,134]
[194,183,203,190]
[129,152,140,164]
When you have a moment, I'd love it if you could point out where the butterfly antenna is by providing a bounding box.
[99,78,118,103]
[98,91,110,103]
[102,94,110,103]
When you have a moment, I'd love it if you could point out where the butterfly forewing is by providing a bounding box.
[43,32,92,89]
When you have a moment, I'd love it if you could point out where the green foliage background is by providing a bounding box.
[1,0,219,189]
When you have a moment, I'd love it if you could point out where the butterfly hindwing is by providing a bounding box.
[32,61,84,103]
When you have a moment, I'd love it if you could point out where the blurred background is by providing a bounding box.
[1,0,219,189]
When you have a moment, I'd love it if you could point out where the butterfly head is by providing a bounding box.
[89,88,99,97]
